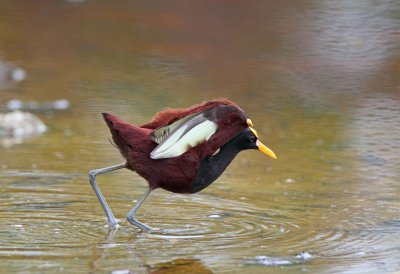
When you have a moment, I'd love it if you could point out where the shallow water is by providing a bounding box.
[1,1,400,273]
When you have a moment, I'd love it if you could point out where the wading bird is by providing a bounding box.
[89,99,276,231]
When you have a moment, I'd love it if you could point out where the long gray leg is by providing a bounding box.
[88,162,127,226]
[127,187,154,231]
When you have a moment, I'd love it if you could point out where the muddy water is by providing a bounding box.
[1,1,400,273]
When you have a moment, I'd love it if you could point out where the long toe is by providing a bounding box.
[127,216,155,231]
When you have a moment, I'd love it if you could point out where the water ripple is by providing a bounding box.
[1,172,399,272]
[139,194,299,246]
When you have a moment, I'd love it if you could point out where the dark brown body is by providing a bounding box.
[102,99,249,194]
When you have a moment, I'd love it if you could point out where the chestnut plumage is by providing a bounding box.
[89,99,276,231]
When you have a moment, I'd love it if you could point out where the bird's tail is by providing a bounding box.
[102,113,145,159]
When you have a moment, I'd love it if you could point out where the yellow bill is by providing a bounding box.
[256,140,277,159]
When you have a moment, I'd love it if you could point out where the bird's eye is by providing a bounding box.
[249,136,256,143]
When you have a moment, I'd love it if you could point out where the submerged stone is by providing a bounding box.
[0,111,47,147]
[0,111,46,137]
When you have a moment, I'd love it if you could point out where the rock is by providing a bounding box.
[0,111,47,137]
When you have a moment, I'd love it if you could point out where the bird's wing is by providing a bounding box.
[151,112,197,144]
[150,111,217,159]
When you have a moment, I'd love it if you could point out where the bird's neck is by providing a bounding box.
[190,138,242,193]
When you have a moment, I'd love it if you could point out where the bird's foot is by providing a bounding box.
[147,227,161,232]
[127,216,157,232]
[107,222,119,229]
[104,218,119,229]
[106,225,119,240]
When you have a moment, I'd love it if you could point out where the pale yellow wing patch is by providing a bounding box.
[150,113,217,159]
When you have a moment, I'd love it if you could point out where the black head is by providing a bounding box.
[235,128,258,150]
[233,127,277,158]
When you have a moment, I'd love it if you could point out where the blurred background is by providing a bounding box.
[0,0,399,273]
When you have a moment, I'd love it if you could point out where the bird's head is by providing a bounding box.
[237,119,277,159]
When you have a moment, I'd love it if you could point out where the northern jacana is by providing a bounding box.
[89,99,276,231]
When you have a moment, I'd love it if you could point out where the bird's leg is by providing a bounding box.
[127,187,155,231]
[88,162,127,227]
